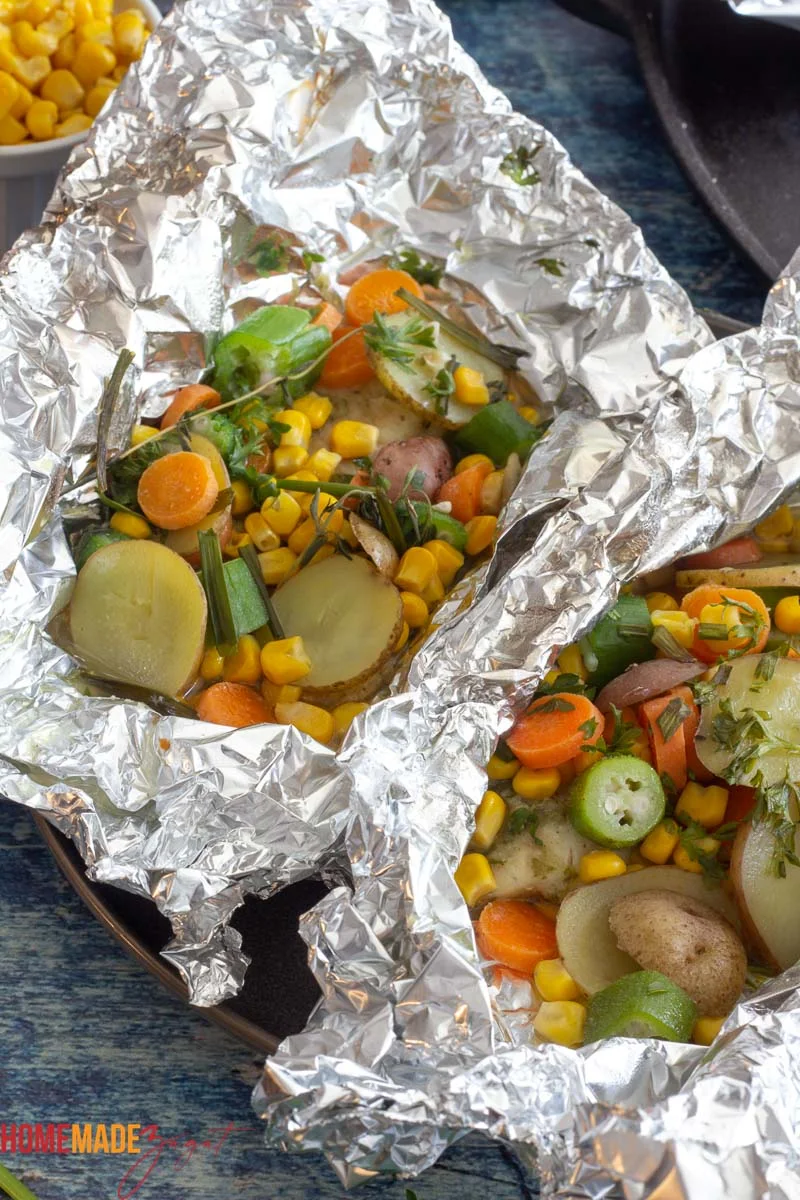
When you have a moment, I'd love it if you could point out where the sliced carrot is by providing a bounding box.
[726,785,756,824]
[678,536,762,570]
[572,745,604,774]
[137,450,219,531]
[312,302,343,334]
[603,705,651,762]
[506,693,604,770]
[667,684,713,783]
[160,383,220,430]
[476,899,558,975]
[196,682,273,728]
[638,694,688,794]
[436,461,492,525]
[318,326,375,388]
[681,584,770,663]
[344,268,424,326]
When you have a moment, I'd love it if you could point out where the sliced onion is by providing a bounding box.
[595,658,705,714]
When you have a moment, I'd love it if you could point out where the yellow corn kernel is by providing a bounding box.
[533,1000,586,1047]
[41,67,84,110]
[274,699,334,745]
[775,595,800,635]
[272,445,308,476]
[424,538,464,587]
[0,111,25,142]
[222,634,262,685]
[339,517,359,549]
[280,470,318,509]
[330,419,379,458]
[640,819,681,865]
[10,53,49,88]
[12,18,55,55]
[109,510,150,539]
[75,16,111,44]
[693,1016,726,1046]
[534,958,580,1003]
[223,531,251,559]
[646,591,678,613]
[52,31,76,67]
[676,781,728,829]
[486,751,519,781]
[579,850,627,884]
[0,68,18,117]
[421,571,445,608]
[453,364,489,407]
[454,852,496,906]
[479,469,505,516]
[465,515,497,557]
[258,547,297,586]
[401,590,428,629]
[261,490,302,536]
[512,766,560,801]
[275,408,312,448]
[755,503,793,541]
[650,609,697,649]
[394,545,437,595]
[200,646,224,682]
[260,635,312,686]
[72,0,94,24]
[287,518,317,557]
[699,602,740,635]
[518,404,539,424]
[9,79,32,118]
[332,701,368,737]
[92,0,113,16]
[129,422,157,447]
[71,36,115,86]
[231,479,254,517]
[394,621,410,652]
[758,537,790,554]
[305,447,341,482]
[673,837,720,874]
[112,6,146,60]
[243,511,280,553]
[84,77,114,117]
[260,681,302,707]
[25,97,57,139]
[112,63,126,81]
[455,453,493,475]
[56,111,92,136]
[22,0,55,22]
[470,789,507,853]
[556,643,586,681]
[39,10,74,41]
[293,391,332,430]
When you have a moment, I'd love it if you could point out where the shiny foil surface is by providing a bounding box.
[0,0,795,1192]
[730,0,800,25]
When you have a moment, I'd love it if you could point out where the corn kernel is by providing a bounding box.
[676,782,728,829]
[421,571,445,608]
[258,546,298,586]
[0,67,18,117]
[650,609,697,649]
[84,78,114,117]
[394,621,409,652]
[699,602,741,636]
[330,419,379,458]
[71,33,115,85]
[12,17,56,54]
[640,819,680,865]
[9,79,31,118]
[486,750,519,781]
[579,850,627,884]
[518,404,539,424]
[25,96,57,139]
[673,837,719,874]
[274,699,334,745]
[56,111,92,136]
[424,538,464,587]
[280,470,318,510]
[470,789,507,853]
[287,518,317,557]
[454,852,496,906]
[39,11,74,41]
[260,635,312,685]
[223,634,262,685]
[394,545,437,594]
[73,0,94,24]
[775,595,800,635]
[231,479,254,516]
[129,422,157,447]
[22,0,54,22]
[112,63,126,81]
[305,447,341,481]
[52,31,76,67]
[0,111,25,141]
[477,469,504,517]
[646,591,678,613]
[465,514,497,556]
[293,391,332,430]
[693,1016,726,1046]
[200,646,224,682]
[340,517,359,549]
[261,490,302,536]
[243,511,280,553]
[453,364,489,407]
[75,16,111,45]
[400,590,428,629]
[512,766,561,802]
[556,643,586,681]
[533,1000,586,1047]
[755,503,793,541]
[332,701,368,737]
[272,445,308,476]
[275,408,311,448]
[455,453,493,476]
[260,681,301,707]
[223,531,251,559]
[307,543,335,566]
[41,67,84,110]
[109,510,150,539]
[10,52,48,88]
[112,6,146,60]
[534,959,580,1002]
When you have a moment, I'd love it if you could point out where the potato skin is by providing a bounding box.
[372,436,453,501]
[608,889,747,1017]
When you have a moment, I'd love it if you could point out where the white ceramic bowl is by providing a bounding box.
[0,0,161,246]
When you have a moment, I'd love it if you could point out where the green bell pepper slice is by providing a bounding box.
[584,970,697,1043]
[570,755,665,848]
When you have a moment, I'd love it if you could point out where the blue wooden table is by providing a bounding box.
[0,2,768,1197]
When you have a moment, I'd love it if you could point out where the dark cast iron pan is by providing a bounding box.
[555,0,800,280]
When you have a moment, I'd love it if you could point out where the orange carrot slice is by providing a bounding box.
[666,684,713,782]
[196,683,273,728]
[319,326,375,388]
[344,268,424,326]
[476,900,558,974]
[137,450,219,530]
[680,584,769,663]
[312,302,343,333]
[506,693,604,770]
[159,383,220,430]
[678,536,762,570]
[638,693,688,793]
[436,461,492,525]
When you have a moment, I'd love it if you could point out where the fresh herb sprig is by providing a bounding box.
[500,145,541,186]
[388,247,444,287]
[507,804,542,845]
[362,311,437,366]
[751,771,800,878]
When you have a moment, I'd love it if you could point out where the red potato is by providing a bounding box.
[372,436,453,501]
[595,659,704,714]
